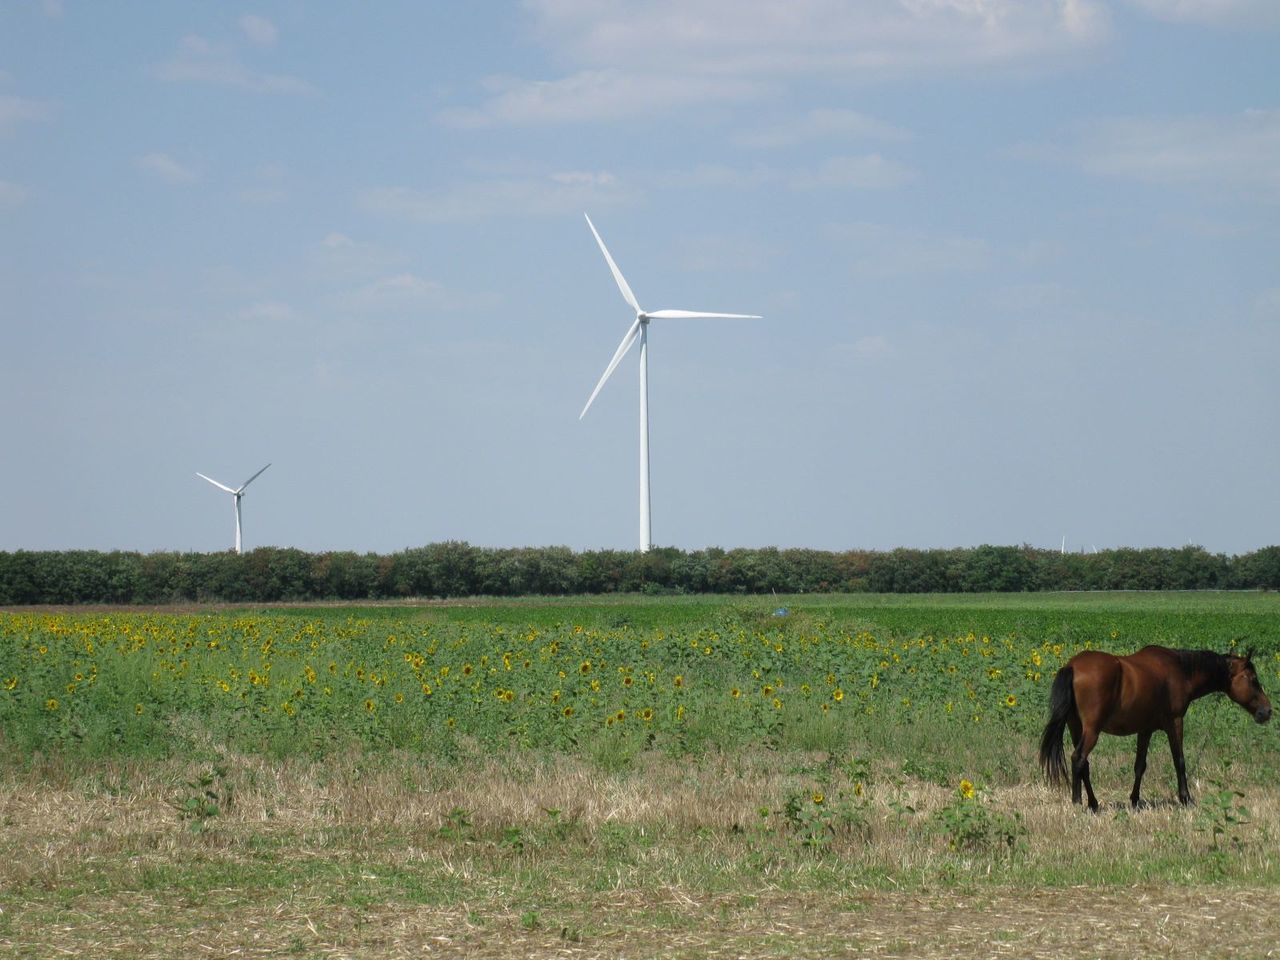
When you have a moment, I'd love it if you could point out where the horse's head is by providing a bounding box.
[1227,650,1271,724]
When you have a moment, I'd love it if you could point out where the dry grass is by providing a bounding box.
[7,886,1280,959]
[3,752,1280,958]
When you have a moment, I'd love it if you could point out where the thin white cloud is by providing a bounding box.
[836,334,895,363]
[657,156,915,191]
[653,163,778,191]
[238,185,288,204]
[336,273,497,314]
[439,69,765,127]
[152,34,314,94]
[311,233,410,283]
[137,152,199,184]
[358,170,633,222]
[450,0,1111,125]
[992,281,1078,313]
[1125,0,1280,25]
[1028,108,1280,198]
[735,108,908,148]
[672,232,781,273]
[321,232,357,249]
[1256,288,1280,322]
[0,93,50,134]
[0,180,27,206]
[830,221,993,277]
[529,0,1109,71]
[343,273,445,310]
[239,14,279,47]
[802,154,916,189]
[234,300,298,324]
[238,162,289,204]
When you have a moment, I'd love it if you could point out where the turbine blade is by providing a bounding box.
[237,462,271,493]
[645,310,762,320]
[197,473,237,494]
[580,318,642,419]
[584,214,642,314]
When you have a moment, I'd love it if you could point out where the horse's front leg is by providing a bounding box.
[1166,717,1192,805]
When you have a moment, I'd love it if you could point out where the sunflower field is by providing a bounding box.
[3,601,1277,772]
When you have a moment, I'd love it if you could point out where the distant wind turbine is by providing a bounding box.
[197,463,271,554]
[578,214,761,552]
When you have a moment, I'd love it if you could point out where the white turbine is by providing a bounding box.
[197,463,271,554]
[578,214,760,552]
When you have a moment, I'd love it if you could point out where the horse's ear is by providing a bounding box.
[1245,647,1256,664]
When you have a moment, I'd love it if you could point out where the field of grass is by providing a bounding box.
[3,592,1279,958]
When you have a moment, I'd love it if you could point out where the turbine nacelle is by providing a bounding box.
[579,215,760,423]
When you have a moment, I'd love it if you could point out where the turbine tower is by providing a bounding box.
[197,463,271,554]
[578,214,760,552]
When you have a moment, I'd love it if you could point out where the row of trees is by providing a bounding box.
[1,543,1278,605]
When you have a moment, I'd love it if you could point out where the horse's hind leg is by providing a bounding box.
[1130,731,1152,809]
[1069,718,1101,812]
[1067,715,1084,804]
[1166,718,1192,805]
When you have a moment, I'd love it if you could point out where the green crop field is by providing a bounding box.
[3,593,1280,958]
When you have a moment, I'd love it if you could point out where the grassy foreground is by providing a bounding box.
[3,592,1280,958]
[5,750,1280,958]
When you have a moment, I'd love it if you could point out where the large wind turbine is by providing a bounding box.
[579,214,760,552]
[196,463,271,554]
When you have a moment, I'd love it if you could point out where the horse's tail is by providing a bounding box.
[1038,665,1074,788]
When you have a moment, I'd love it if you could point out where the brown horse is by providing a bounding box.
[1039,646,1271,811]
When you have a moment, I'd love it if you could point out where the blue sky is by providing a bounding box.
[2,0,1277,556]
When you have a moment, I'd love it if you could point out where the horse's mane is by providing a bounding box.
[1170,648,1232,688]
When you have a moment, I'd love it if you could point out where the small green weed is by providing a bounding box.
[775,753,875,850]
[932,779,1026,856]
[437,807,473,842]
[170,763,233,833]
[1197,778,1250,852]
[501,826,525,854]
[541,807,574,841]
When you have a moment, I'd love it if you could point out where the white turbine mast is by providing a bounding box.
[197,463,271,554]
[578,214,760,552]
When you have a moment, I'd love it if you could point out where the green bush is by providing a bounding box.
[0,543,1275,604]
